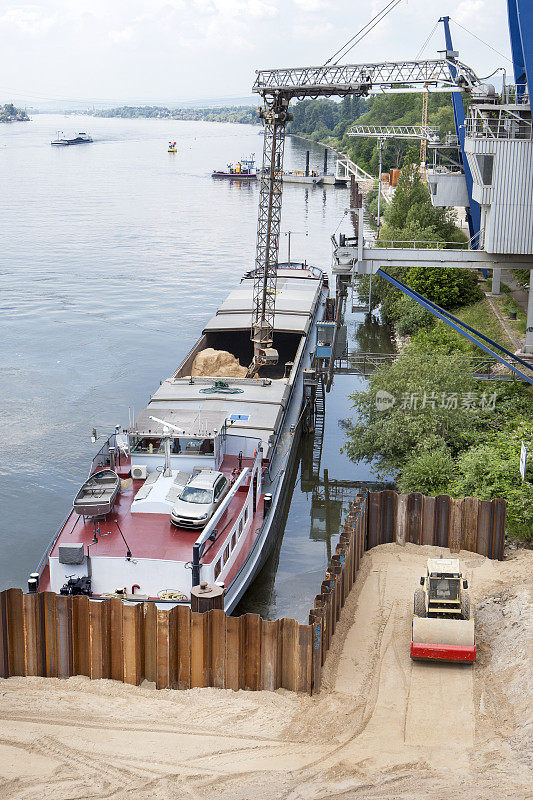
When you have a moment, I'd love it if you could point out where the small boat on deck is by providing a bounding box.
[73,469,120,517]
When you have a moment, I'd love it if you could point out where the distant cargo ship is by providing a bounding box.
[51,131,93,146]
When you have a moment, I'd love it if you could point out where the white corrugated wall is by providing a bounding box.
[466,137,533,254]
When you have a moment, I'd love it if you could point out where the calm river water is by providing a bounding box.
[0,114,393,620]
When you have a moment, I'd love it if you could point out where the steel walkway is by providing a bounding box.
[333,352,518,380]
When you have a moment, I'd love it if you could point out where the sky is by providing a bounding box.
[0,0,515,106]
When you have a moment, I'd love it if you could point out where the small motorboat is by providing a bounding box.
[73,469,120,517]
[168,141,177,153]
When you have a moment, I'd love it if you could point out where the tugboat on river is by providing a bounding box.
[212,154,257,180]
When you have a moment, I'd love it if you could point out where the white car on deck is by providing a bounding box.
[170,470,230,529]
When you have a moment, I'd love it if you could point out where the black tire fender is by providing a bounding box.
[414,588,426,617]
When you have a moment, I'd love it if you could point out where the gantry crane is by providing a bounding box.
[247,57,479,373]
[347,124,440,235]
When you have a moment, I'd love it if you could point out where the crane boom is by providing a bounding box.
[253,58,478,98]
[348,124,439,140]
[248,56,480,373]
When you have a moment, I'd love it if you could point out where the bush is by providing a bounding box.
[409,321,471,355]
[364,267,409,316]
[343,350,485,474]
[451,421,533,540]
[367,196,380,219]
[343,339,533,541]
[398,447,455,495]
[366,164,469,326]
[512,269,530,286]
[394,296,435,336]
[380,164,467,244]
[406,266,482,309]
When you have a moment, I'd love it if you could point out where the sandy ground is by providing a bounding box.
[0,543,531,800]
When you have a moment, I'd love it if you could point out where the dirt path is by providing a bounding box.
[0,544,531,800]
[501,269,529,313]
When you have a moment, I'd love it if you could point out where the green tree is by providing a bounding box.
[406,266,482,309]
[379,164,466,244]
[393,295,436,336]
[343,350,484,475]
[451,421,533,540]
[366,164,472,322]
[399,447,456,495]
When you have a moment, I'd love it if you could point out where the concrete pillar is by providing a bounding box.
[491,268,501,295]
[523,269,533,354]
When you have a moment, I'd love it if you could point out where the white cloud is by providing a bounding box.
[295,21,334,40]
[293,0,331,10]
[0,5,57,36]
[0,0,512,103]
[108,26,137,43]
[191,0,279,18]
[454,0,485,25]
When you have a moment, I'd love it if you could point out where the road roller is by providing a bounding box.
[411,557,476,663]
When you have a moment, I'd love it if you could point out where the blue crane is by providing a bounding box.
[507,0,533,100]
[439,16,481,246]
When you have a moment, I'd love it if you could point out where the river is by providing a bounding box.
[0,114,393,620]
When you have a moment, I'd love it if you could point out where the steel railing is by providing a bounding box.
[466,106,532,140]
[333,353,509,380]
[501,83,529,105]
[366,238,471,250]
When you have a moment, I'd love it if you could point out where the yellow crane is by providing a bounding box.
[420,88,429,173]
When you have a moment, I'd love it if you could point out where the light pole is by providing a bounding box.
[281,230,308,266]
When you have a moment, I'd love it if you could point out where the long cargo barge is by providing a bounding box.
[35,263,329,612]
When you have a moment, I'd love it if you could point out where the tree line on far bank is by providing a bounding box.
[0,103,29,123]
[91,105,259,124]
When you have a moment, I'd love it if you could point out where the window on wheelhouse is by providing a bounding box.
[131,436,165,454]
[131,436,214,455]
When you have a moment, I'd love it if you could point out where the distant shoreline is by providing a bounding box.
[79,105,260,126]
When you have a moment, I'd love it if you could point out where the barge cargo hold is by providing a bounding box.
[36,264,328,612]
